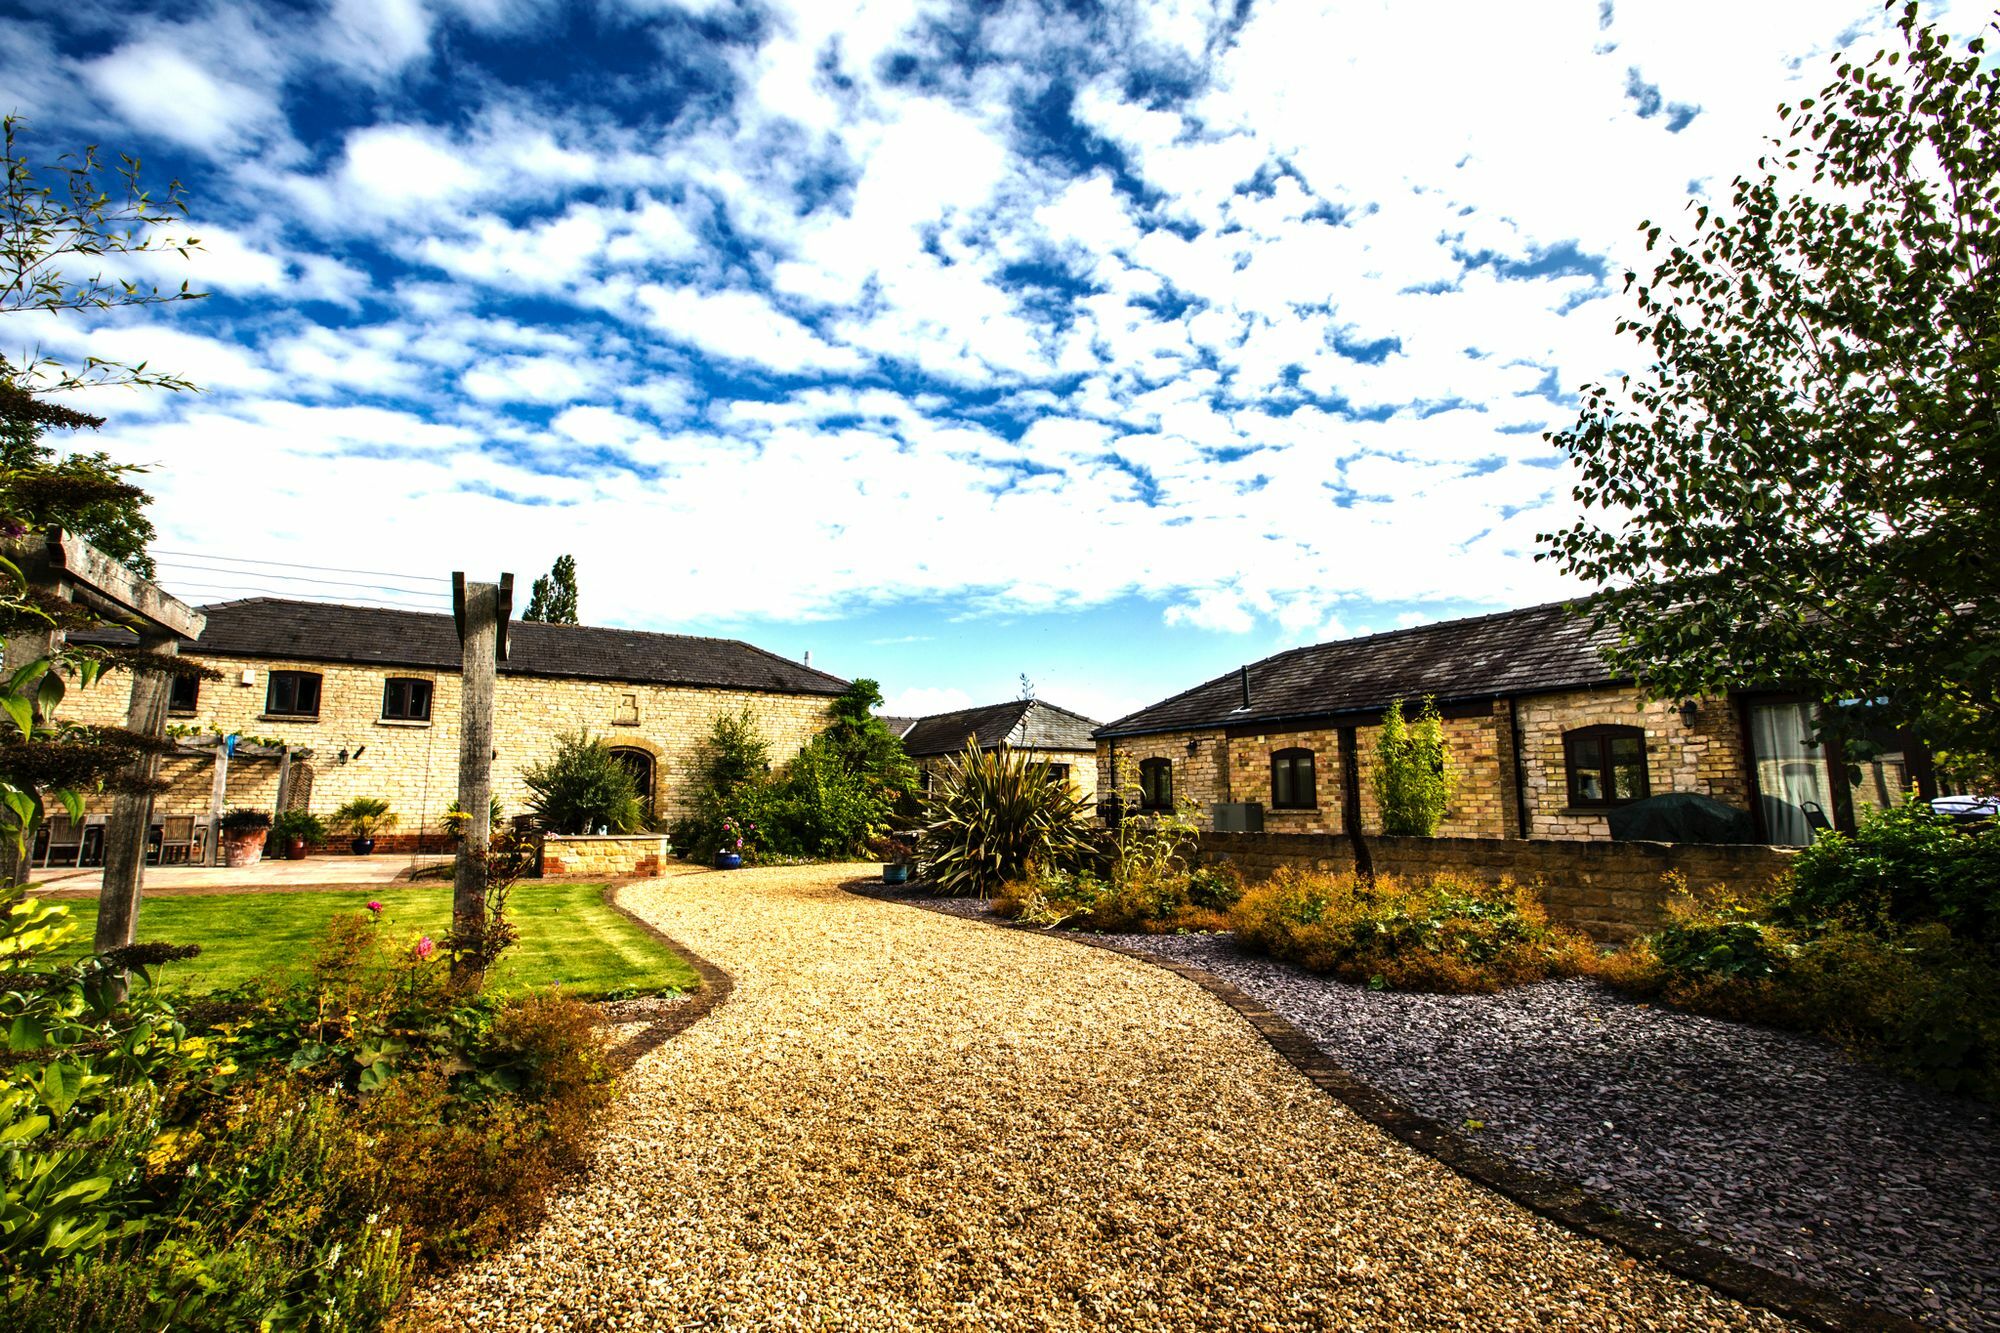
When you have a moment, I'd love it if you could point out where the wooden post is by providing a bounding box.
[452,573,511,982]
[1,627,59,888]
[96,639,177,956]
[204,741,230,866]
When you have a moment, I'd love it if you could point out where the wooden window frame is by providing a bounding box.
[265,670,323,719]
[1564,724,1650,808]
[609,746,656,817]
[1270,747,1317,810]
[381,676,433,723]
[167,673,199,715]
[1138,757,1173,812]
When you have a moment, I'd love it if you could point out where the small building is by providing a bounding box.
[66,597,848,849]
[888,699,1102,805]
[1094,600,1922,846]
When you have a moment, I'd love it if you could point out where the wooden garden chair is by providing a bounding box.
[156,815,198,865]
[39,815,85,867]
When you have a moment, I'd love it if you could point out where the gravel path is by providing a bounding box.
[1091,930,1997,1332]
[410,865,1784,1330]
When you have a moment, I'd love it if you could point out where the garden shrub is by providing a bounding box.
[994,799,1242,932]
[758,732,890,859]
[919,744,1090,899]
[670,708,769,859]
[1779,801,2000,942]
[1228,867,1592,992]
[1598,868,2000,1100]
[1,890,616,1331]
[1369,697,1456,836]
[523,729,645,835]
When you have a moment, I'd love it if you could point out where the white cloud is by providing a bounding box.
[882,686,973,716]
[628,285,864,374]
[80,40,282,153]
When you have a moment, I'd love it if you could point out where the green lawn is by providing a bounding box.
[57,882,700,998]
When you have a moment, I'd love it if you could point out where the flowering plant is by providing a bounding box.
[718,817,756,855]
[365,900,383,916]
[413,935,435,960]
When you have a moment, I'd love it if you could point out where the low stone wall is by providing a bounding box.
[540,834,671,879]
[1197,831,1797,944]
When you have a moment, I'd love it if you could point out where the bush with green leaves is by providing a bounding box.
[1780,802,2000,942]
[759,732,885,858]
[328,797,397,840]
[522,731,643,835]
[1,886,615,1330]
[670,709,769,858]
[1229,868,1592,993]
[1369,697,1456,836]
[919,744,1089,899]
[269,809,325,846]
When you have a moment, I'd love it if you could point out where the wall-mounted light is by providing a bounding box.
[1678,700,1700,728]
[337,748,349,764]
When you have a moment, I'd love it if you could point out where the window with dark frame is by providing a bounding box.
[1564,725,1650,807]
[381,677,433,722]
[1138,757,1173,811]
[1045,763,1071,784]
[1270,747,1317,809]
[265,670,322,718]
[167,673,199,714]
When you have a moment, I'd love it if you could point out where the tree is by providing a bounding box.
[0,382,157,575]
[1542,5,2000,774]
[822,677,919,808]
[522,554,579,623]
[1370,698,1455,837]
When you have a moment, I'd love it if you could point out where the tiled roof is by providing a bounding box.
[80,598,849,696]
[899,699,1101,756]
[876,715,919,738]
[1096,599,1620,739]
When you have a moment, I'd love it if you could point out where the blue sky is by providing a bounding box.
[2,0,1963,723]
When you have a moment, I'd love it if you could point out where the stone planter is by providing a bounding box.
[221,831,264,868]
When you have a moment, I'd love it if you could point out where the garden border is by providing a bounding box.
[598,883,736,1069]
[846,882,1923,1333]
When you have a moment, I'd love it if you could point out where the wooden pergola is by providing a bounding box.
[166,734,312,865]
[3,528,206,954]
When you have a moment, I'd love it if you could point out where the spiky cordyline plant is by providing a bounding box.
[918,743,1089,899]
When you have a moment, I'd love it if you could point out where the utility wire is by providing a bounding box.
[161,581,450,613]
[150,549,455,584]
[154,559,448,598]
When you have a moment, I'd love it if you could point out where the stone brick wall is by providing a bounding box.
[58,655,834,840]
[540,834,670,878]
[1196,830,1796,943]
[1516,688,1749,840]
[914,748,1098,806]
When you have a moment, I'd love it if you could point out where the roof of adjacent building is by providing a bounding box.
[876,715,919,738]
[82,597,850,696]
[898,699,1102,756]
[1096,599,1620,739]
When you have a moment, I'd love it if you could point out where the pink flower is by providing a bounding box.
[414,936,435,960]
[365,900,383,915]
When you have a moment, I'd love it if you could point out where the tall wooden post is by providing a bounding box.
[96,639,178,955]
[452,573,512,981]
[1,627,59,888]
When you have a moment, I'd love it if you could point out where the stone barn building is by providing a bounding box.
[886,699,1102,806]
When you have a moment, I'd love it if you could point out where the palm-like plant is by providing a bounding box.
[330,796,397,839]
[919,744,1089,899]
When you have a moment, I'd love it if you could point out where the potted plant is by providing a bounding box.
[217,809,271,867]
[331,797,398,856]
[270,809,326,861]
[715,816,751,870]
[875,830,917,885]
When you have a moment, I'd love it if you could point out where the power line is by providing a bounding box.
[150,549,455,584]
[160,580,450,613]
[154,559,448,598]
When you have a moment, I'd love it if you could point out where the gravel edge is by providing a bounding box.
[596,882,736,1070]
[847,885,1923,1333]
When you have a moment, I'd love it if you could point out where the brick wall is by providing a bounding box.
[1197,830,1797,943]
[914,747,1098,806]
[1516,687,1749,840]
[540,834,670,878]
[58,655,834,839]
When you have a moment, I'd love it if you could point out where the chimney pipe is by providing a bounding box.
[804,650,812,668]
[1240,664,1252,710]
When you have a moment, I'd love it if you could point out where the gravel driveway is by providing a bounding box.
[410,865,1784,1330]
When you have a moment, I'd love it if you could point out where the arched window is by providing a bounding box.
[609,747,656,818]
[1138,757,1173,811]
[1270,747,1317,809]
[1564,726,1650,808]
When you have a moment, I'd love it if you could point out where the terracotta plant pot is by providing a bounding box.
[351,836,376,856]
[284,836,307,860]
[221,832,264,868]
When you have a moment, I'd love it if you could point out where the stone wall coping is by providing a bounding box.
[542,833,672,844]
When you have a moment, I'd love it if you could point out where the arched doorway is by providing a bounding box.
[609,747,655,819]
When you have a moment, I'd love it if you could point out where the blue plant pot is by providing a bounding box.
[715,852,742,870]
[882,862,910,885]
